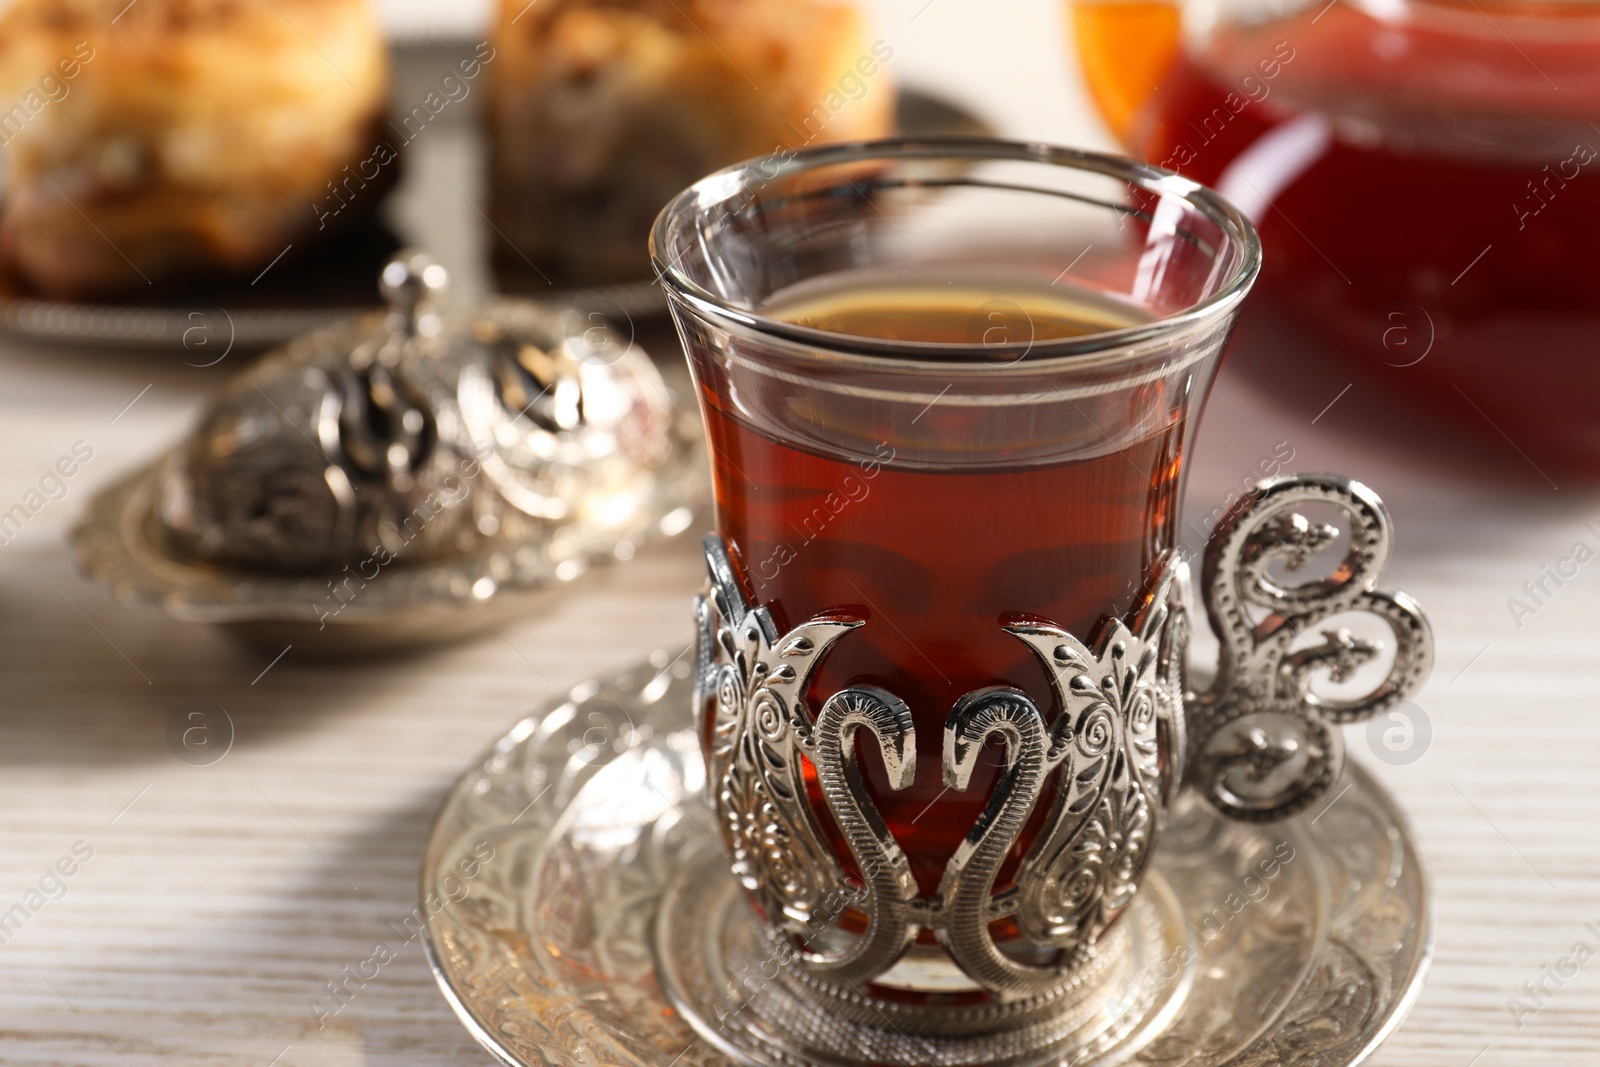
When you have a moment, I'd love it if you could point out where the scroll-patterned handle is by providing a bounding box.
[1187,474,1434,821]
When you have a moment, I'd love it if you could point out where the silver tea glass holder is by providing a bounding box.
[421,472,1435,1067]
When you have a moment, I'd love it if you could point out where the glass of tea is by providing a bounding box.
[653,139,1259,1017]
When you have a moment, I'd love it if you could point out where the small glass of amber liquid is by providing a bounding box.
[652,139,1259,995]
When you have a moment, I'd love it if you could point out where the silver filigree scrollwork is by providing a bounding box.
[933,563,1180,1000]
[696,535,1184,1003]
[1186,473,1434,822]
[695,536,919,986]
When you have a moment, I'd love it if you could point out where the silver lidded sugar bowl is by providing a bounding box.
[74,251,705,652]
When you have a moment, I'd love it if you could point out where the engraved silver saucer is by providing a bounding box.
[420,652,1432,1067]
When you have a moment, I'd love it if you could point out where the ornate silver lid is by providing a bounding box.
[74,252,706,651]
[155,251,675,571]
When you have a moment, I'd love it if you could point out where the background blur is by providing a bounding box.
[1,2,1594,1067]
[377,0,1115,150]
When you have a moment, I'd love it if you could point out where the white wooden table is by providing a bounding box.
[3,1,1596,1064]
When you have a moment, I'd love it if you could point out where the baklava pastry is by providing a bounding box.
[488,0,896,285]
[0,0,389,298]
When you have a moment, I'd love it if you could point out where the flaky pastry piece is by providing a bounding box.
[488,0,896,285]
[0,0,389,298]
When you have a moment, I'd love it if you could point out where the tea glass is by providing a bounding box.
[653,139,1261,1024]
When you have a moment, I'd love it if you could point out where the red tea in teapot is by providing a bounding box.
[1083,0,1600,468]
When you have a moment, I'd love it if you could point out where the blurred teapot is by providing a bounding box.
[1073,0,1600,474]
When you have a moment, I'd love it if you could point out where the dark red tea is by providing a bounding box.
[1136,4,1600,465]
[695,280,1184,896]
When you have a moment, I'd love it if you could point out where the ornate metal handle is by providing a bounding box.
[1186,473,1434,822]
